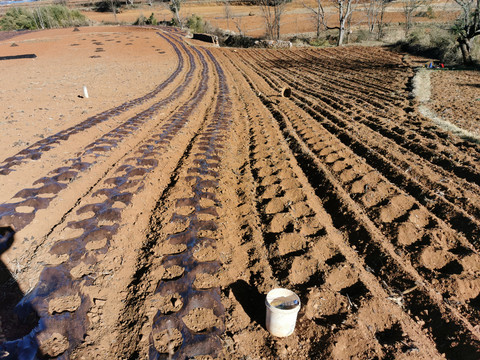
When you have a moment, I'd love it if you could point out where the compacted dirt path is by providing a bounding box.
[1,27,480,359]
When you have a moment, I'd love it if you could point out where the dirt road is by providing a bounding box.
[0,26,479,359]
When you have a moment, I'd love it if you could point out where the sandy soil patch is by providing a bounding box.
[0,26,174,160]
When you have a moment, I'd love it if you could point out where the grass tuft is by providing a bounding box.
[0,5,89,31]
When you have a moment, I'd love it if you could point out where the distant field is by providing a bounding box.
[1,0,459,38]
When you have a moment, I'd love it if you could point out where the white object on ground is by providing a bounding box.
[83,85,89,99]
[265,288,301,337]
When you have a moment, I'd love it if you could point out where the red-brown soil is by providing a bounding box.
[1,26,480,360]
[430,70,480,137]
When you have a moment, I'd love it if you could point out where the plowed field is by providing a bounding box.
[1,26,479,360]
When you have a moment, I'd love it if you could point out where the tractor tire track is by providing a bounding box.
[0,32,215,359]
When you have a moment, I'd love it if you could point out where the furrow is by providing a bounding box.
[223,49,480,359]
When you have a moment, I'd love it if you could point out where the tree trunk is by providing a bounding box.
[110,0,117,22]
[377,3,385,40]
[224,0,231,31]
[337,1,344,46]
[405,12,411,35]
[458,37,473,65]
[338,23,345,46]
[175,8,181,28]
[345,12,352,44]
[317,7,322,39]
[336,0,353,46]
[275,12,281,39]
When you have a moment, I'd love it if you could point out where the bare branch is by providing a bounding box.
[170,0,184,27]
[255,0,288,40]
[302,0,327,38]
[403,0,430,35]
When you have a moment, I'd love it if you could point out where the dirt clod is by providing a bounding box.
[182,308,221,333]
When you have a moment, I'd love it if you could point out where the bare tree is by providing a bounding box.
[222,0,232,30]
[376,0,389,39]
[234,16,244,35]
[109,0,118,22]
[335,0,356,46]
[303,0,356,46]
[303,0,326,39]
[363,0,389,39]
[365,0,380,32]
[453,0,480,64]
[256,0,288,40]
[170,0,183,27]
[344,2,357,44]
[403,0,429,35]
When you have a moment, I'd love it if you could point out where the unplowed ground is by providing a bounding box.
[430,70,480,137]
[1,26,479,360]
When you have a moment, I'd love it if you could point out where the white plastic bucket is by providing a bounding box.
[265,288,301,337]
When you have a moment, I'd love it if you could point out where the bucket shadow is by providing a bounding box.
[460,83,480,89]
[229,279,265,328]
[0,227,39,354]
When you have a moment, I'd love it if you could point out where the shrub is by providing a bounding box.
[325,33,338,46]
[0,8,35,30]
[133,12,157,26]
[309,37,329,47]
[94,0,122,13]
[133,14,147,26]
[169,17,179,27]
[416,6,435,19]
[186,14,205,34]
[147,12,157,26]
[0,5,88,31]
[222,34,257,48]
[353,29,372,43]
[426,6,435,19]
[289,36,311,47]
[395,26,460,64]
